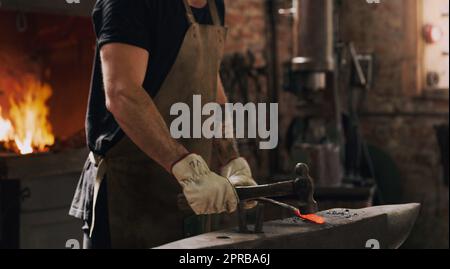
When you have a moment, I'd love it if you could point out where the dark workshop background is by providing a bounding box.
[0,0,448,249]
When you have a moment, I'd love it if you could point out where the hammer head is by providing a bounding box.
[236,163,319,233]
[293,163,318,214]
[178,163,319,215]
[234,163,318,214]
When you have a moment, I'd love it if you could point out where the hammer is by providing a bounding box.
[235,163,318,214]
[178,163,319,232]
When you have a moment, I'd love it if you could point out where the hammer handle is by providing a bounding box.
[236,180,296,201]
[178,163,318,214]
[177,180,299,212]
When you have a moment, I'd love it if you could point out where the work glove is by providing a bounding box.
[220,157,258,209]
[172,154,239,215]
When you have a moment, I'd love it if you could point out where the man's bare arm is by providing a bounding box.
[101,43,188,172]
[214,75,240,166]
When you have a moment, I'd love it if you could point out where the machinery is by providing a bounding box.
[282,0,377,189]
[289,0,335,92]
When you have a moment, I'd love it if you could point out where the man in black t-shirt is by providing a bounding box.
[69,0,257,249]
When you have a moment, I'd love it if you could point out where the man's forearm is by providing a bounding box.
[213,105,240,166]
[214,136,240,166]
[215,76,241,166]
[107,85,188,172]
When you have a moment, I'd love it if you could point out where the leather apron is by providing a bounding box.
[89,0,226,249]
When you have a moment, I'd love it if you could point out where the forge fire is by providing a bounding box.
[0,75,55,154]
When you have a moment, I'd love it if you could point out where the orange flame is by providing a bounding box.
[0,76,55,155]
[0,108,13,141]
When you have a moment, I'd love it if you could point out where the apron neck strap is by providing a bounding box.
[182,0,197,25]
[182,0,222,26]
[207,0,222,26]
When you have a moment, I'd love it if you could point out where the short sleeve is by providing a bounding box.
[216,0,225,25]
[93,0,152,52]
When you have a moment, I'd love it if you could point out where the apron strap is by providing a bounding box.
[208,0,222,26]
[182,0,197,25]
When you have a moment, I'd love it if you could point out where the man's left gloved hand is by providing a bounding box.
[220,157,258,209]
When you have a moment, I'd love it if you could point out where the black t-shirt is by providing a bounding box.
[86,0,225,155]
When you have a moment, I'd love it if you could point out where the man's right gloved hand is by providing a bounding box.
[172,154,239,215]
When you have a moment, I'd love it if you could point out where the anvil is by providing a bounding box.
[157,203,420,249]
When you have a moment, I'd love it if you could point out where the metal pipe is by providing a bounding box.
[292,0,335,72]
